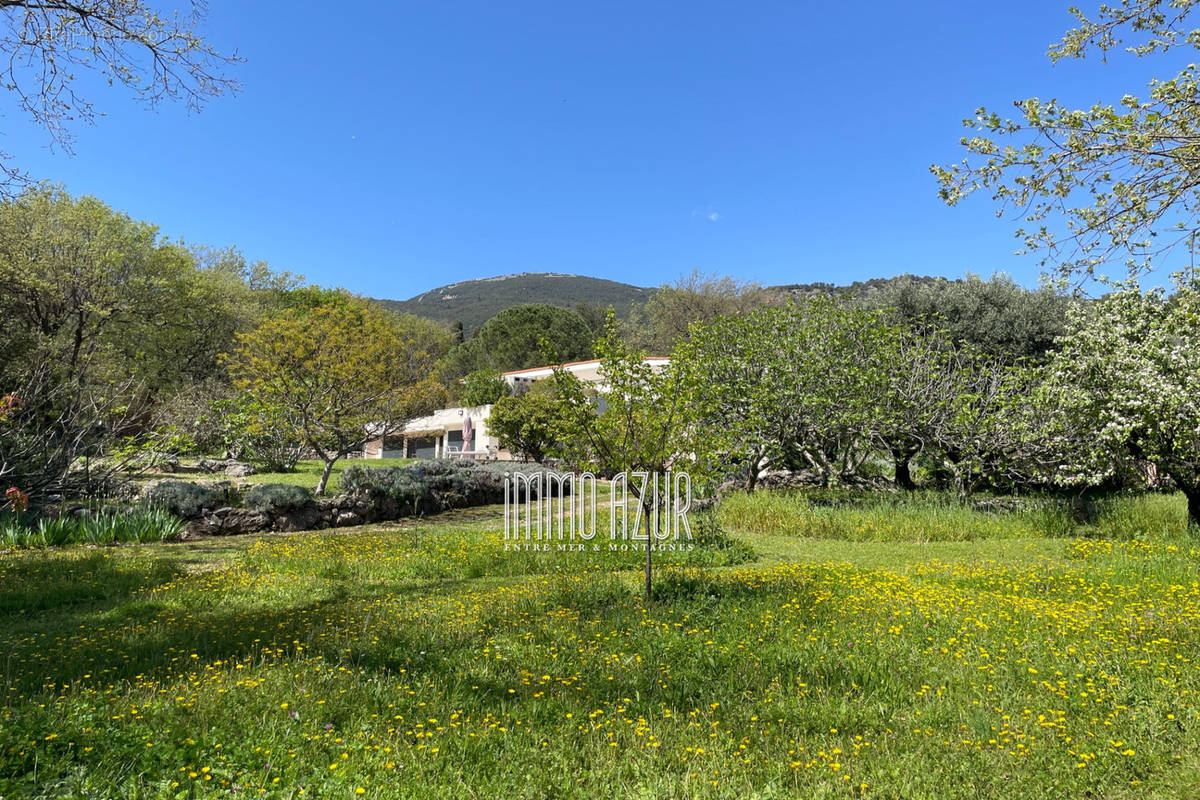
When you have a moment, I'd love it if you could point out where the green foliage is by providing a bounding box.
[552,316,695,484]
[225,294,445,494]
[442,303,595,377]
[626,270,779,353]
[144,481,219,519]
[460,370,511,406]
[676,297,897,489]
[488,382,573,463]
[207,392,306,472]
[243,483,314,515]
[860,273,1070,360]
[0,186,296,499]
[0,507,184,548]
[109,426,197,472]
[0,186,289,392]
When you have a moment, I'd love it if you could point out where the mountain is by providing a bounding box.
[375,272,651,333]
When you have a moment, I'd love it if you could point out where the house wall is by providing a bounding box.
[363,404,508,460]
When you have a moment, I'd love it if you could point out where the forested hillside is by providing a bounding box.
[375,273,650,333]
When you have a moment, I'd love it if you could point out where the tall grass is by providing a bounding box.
[718,488,1191,541]
[0,507,185,549]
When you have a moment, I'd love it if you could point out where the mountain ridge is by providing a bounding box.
[374,272,651,333]
[374,271,990,332]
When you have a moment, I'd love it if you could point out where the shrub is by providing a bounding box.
[144,481,219,518]
[244,483,314,514]
[340,460,567,517]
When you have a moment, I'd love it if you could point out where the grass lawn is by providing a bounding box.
[2,494,1199,798]
[242,458,414,493]
[142,458,415,494]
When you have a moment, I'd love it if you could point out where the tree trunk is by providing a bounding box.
[1159,466,1200,531]
[745,450,765,493]
[643,492,654,601]
[1185,487,1200,531]
[645,528,653,601]
[892,447,917,491]
[315,457,337,496]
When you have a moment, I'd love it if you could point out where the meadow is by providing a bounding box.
[1,491,1199,798]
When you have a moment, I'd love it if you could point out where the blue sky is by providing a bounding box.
[0,1,1163,298]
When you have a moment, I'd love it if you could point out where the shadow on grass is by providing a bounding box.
[0,552,186,615]
[1,556,850,724]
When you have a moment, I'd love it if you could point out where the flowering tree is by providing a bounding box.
[934,1,1200,286]
[1044,286,1200,526]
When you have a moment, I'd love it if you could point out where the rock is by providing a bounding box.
[195,458,257,478]
[205,508,271,536]
[273,505,322,532]
[335,511,363,527]
[140,478,168,499]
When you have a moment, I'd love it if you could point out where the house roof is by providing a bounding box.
[502,357,669,379]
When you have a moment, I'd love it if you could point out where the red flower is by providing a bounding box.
[4,486,28,512]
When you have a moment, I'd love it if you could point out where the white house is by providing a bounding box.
[362,357,669,461]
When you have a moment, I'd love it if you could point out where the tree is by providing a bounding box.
[225,296,445,495]
[873,329,968,490]
[459,370,511,407]
[1043,285,1200,527]
[627,270,779,354]
[573,301,612,335]
[488,382,570,463]
[931,355,1046,495]
[933,1,1200,285]
[0,185,170,378]
[0,186,290,395]
[677,298,896,490]
[673,308,795,492]
[0,362,141,499]
[442,304,594,377]
[552,321,695,600]
[0,186,288,500]
[861,273,1071,361]
[0,0,240,184]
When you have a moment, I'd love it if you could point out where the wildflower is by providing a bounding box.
[4,487,28,512]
